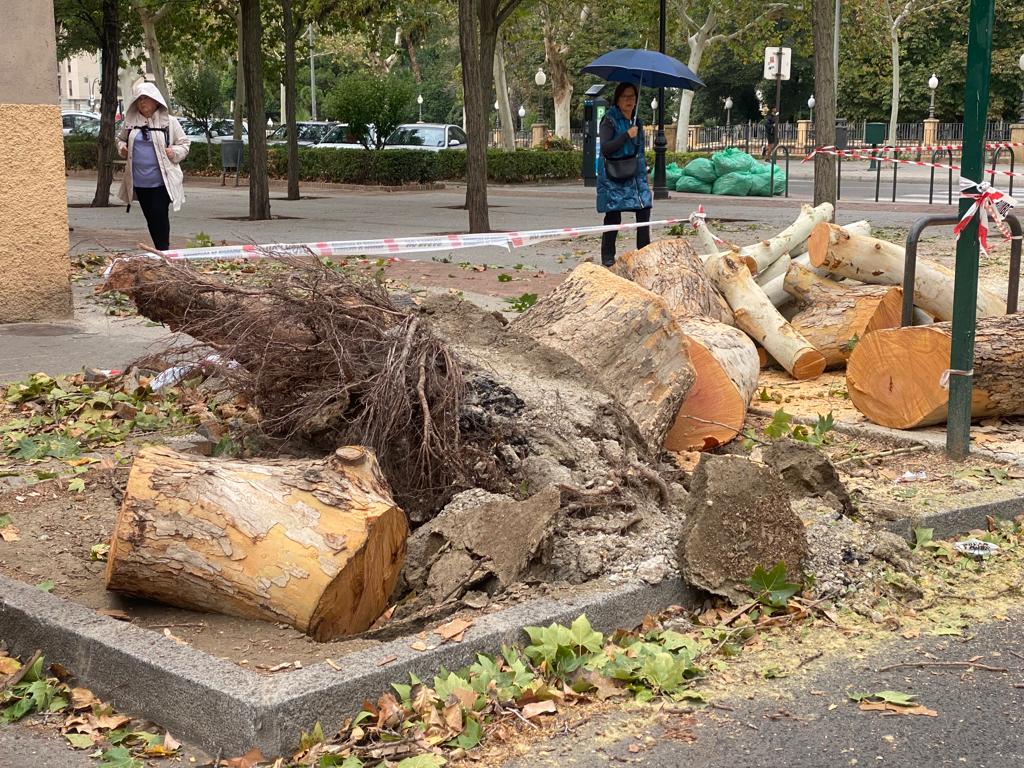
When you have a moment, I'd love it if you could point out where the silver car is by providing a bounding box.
[61,111,101,136]
[385,123,468,151]
[317,123,377,149]
[267,121,337,147]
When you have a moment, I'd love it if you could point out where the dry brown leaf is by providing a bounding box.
[222,748,266,768]
[452,687,478,711]
[162,732,181,752]
[436,617,474,643]
[0,525,21,542]
[578,670,625,701]
[521,700,558,719]
[0,658,21,676]
[410,684,434,716]
[70,688,100,711]
[162,628,188,645]
[370,605,396,630]
[628,744,643,753]
[93,713,131,731]
[98,609,131,621]
[858,701,938,717]
[442,701,463,731]
[901,628,920,640]
[409,640,429,652]
[376,655,398,667]
[376,693,405,729]
[472,264,486,272]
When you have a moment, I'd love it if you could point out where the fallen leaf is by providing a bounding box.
[162,628,188,645]
[628,744,643,753]
[441,701,463,731]
[0,658,21,676]
[266,662,292,672]
[410,640,429,652]
[70,687,100,710]
[452,687,479,711]
[521,700,557,719]
[370,605,396,630]
[577,670,625,701]
[93,713,131,731]
[436,617,474,643]
[222,748,266,768]
[65,733,95,749]
[326,658,344,672]
[858,701,938,717]
[376,655,398,667]
[377,693,405,729]
[901,629,920,640]
[0,525,21,542]
[472,264,486,272]
[98,609,131,621]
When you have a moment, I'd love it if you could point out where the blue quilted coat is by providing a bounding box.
[596,106,653,213]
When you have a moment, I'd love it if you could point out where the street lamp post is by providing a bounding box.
[518,104,526,133]
[495,100,500,132]
[534,68,546,123]
[724,96,733,144]
[653,0,669,200]
[928,73,939,120]
[1018,53,1024,123]
[308,24,317,120]
[807,94,816,124]
[417,94,423,123]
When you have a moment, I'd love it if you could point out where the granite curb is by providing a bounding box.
[0,573,693,756]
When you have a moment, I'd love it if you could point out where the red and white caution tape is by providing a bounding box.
[687,204,728,245]
[952,177,1017,256]
[147,218,684,263]
[804,146,1024,179]
[852,141,1024,155]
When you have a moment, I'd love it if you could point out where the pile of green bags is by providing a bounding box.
[673,147,786,196]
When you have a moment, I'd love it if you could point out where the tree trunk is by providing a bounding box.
[807,222,1005,320]
[106,445,408,640]
[283,0,300,201]
[666,316,760,451]
[494,38,516,150]
[888,27,900,151]
[511,263,695,453]
[241,0,271,220]
[674,21,711,153]
[610,238,733,325]
[846,313,1024,429]
[755,254,791,287]
[233,11,246,141]
[91,0,119,208]
[405,33,422,83]
[709,253,826,380]
[784,263,904,368]
[811,0,837,207]
[542,20,572,139]
[740,202,834,275]
[135,4,170,101]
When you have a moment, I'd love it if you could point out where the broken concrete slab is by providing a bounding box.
[760,438,854,515]
[677,454,809,604]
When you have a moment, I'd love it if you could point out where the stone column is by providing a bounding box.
[663,123,677,153]
[531,123,548,148]
[1011,124,1024,165]
[922,118,939,148]
[0,1,72,322]
[796,120,812,153]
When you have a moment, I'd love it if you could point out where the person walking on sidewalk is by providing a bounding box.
[596,82,652,268]
[116,82,190,251]
[761,109,779,159]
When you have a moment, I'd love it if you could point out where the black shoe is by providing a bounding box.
[602,258,615,268]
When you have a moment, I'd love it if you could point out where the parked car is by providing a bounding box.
[181,119,249,144]
[62,110,101,136]
[384,123,468,151]
[316,123,377,149]
[266,121,337,147]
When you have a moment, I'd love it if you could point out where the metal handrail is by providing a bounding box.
[901,214,1023,326]
[929,148,954,205]
[989,145,1017,197]
[767,144,790,199]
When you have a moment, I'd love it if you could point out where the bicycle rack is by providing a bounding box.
[928,148,954,205]
[767,144,790,199]
[989,145,1016,198]
[901,214,1022,327]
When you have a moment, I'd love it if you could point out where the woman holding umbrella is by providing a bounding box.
[597,82,652,267]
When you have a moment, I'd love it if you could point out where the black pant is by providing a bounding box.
[601,208,651,266]
[135,185,172,251]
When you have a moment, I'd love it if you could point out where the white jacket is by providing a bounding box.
[116,82,190,212]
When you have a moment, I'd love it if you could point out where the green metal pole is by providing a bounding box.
[946,0,995,459]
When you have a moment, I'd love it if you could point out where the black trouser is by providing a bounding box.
[601,207,651,266]
[135,185,172,251]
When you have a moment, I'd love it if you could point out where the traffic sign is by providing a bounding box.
[764,47,792,81]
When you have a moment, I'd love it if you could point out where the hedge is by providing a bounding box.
[64,137,707,186]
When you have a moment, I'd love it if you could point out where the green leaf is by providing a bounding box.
[639,651,686,693]
[746,562,800,609]
[568,615,604,655]
[763,409,793,440]
[450,715,482,749]
[395,756,446,768]
[497,273,513,282]
[849,690,918,706]
[67,478,86,493]
[0,514,11,527]
[658,630,701,658]
[90,543,110,561]
[65,733,95,749]
[99,746,144,768]
[299,721,325,750]
[912,528,935,549]
[36,580,55,593]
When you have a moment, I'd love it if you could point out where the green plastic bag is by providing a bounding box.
[747,163,787,196]
[676,175,713,194]
[682,157,717,184]
[712,171,753,196]
[665,162,683,186]
[711,147,756,176]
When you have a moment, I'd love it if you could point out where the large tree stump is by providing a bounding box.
[612,239,733,325]
[665,316,761,451]
[846,313,1024,428]
[708,253,826,380]
[106,445,408,640]
[511,262,695,453]
[807,222,1005,320]
[784,263,904,369]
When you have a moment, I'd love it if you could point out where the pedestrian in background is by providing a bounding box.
[596,82,652,268]
[117,82,190,251]
[762,109,779,159]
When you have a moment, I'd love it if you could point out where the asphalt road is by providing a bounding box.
[501,614,1024,768]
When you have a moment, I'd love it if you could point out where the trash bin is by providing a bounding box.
[835,118,848,150]
[582,84,608,188]
[220,140,244,187]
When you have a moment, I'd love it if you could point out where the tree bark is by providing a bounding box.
[807,222,1005,320]
[233,10,246,141]
[283,0,300,201]
[511,263,695,453]
[494,38,516,150]
[709,253,826,380]
[459,0,496,232]
[846,313,1024,429]
[740,203,834,274]
[91,0,119,208]
[611,238,733,325]
[541,11,574,139]
[784,263,904,368]
[674,16,712,153]
[241,0,271,220]
[106,445,407,640]
[811,0,837,207]
[134,2,171,101]
[666,316,760,451]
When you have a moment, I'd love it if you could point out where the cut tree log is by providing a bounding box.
[784,263,904,368]
[106,445,408,640]
[688,206,740,255]
[708,252,826,380]
[740,202,834,274]
[511,262,695,452]
[665,316,761,450]
[807,222,1005,320]
[755,254,791,287]
[789,219,871,259]
[611,238,733,325]
[846,314,1024,428]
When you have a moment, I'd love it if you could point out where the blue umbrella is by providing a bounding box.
[581,48,704,91]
